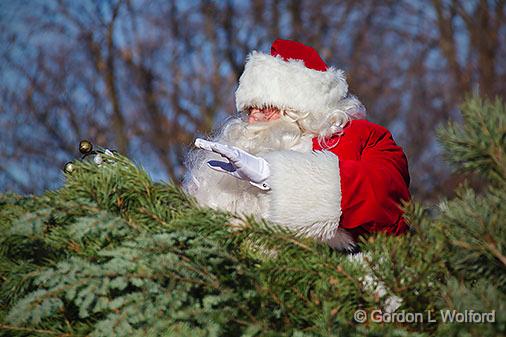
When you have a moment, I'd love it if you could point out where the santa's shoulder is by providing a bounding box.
[311,119,399,151]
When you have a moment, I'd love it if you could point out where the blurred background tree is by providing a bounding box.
[1,0,505,201]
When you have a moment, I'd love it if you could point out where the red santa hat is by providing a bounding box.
[235,39,353,121]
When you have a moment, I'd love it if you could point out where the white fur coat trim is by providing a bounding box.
[261,150,355,250]
[235,52,349,117]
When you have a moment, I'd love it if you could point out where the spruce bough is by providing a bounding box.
[1,96,504,336]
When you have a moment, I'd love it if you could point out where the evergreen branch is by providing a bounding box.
[437,96,506,184]
[334,264,366,293]
[138,206,170,227]
[484,236,506,267]
[0,323,72,336]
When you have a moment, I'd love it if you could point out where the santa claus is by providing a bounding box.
[184,39,410,252]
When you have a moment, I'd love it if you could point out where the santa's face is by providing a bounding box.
[247,106,282,123]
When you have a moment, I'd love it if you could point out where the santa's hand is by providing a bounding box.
[194,138,271,190]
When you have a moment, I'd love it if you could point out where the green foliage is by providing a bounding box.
[438,186,506,292]
[432,96,506,336]
[0,96,505,336]
[437,96,506,185]
[434,278,506,337]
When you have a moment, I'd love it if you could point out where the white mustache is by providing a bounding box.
[220,116,304,155]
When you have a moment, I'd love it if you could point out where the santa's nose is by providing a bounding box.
[249,111,266,123]
[247,107,281,123]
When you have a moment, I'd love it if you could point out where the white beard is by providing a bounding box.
[184,116,313,218]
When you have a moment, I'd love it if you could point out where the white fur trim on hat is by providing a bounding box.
[261,149,355,251]
[235,51,349,118]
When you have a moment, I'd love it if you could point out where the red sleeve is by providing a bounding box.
[338,123,411,237]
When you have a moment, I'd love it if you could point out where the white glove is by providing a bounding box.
[194,138,271,190]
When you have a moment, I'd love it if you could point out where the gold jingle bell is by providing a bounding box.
[63,161,75,174]
[79,140,93,155]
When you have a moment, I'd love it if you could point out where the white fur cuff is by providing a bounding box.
[262,150,350,249]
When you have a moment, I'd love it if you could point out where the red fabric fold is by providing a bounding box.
[312,119,411,238]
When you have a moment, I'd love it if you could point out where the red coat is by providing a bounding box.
[312,119,411,240]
